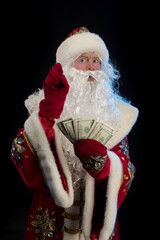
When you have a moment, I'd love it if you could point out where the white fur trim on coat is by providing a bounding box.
[24,112,74,208]
[82,151,122,240]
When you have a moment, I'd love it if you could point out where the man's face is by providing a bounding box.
[74,52,101,82]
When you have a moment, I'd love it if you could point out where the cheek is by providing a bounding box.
[74,62,86,70]
[94,64,101,70]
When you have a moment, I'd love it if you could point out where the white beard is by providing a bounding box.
[61,67,121,125]
[58,66,123,189]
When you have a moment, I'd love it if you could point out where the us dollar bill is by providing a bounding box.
[72,118,81,140]
[62,119,76,140]
[85,121,102,139]
[77,119,95,139]
[56,118,115,145]
[91,124,114,145]
[56,118,75,143]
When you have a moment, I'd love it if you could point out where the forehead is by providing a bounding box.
[77,52,100,59]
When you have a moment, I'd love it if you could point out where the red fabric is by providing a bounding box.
[39,63,69,119]
[67,26,89,38]
[74,139,110,179]
[39,116,55,142]
[24,192,64,240]
[10,129,51,196]
[111,136,136,209]
[67,27,85,37]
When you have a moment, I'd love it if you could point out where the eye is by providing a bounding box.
[93,58,101,64]
[79,57,87,63]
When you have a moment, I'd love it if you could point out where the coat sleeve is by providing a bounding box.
[11,112,74,208]
[10,128,51,196]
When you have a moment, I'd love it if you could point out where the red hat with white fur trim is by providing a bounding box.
[56,27,109,66]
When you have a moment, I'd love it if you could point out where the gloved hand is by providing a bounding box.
[39,62,69,119]
[39,63,69,142]
[74,139,110,179]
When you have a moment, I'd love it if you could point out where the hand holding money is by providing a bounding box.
[57,118,113,178]
[74,139,110,178]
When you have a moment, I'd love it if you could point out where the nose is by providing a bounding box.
[86,61,95,71]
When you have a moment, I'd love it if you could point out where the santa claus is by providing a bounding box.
[11,27,139,240]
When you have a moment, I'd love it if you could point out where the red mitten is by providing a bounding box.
[39,63,69,119]
[74,139,110,179]
[39,63,69,142]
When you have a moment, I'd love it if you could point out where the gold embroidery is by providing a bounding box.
[63,211,80,220]
[30,208,56,240]
[84,155,107,172]
[125,161,136,188]
[70,27,89,36]
[124,175,129,180]
[63,226,82,234]
[11,136,27,162]
[13,138,26,153]
[23,131,36,155]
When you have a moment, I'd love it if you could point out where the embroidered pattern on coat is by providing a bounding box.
[11,137,26,162]
[125,160,136,188]
[119,138,129,158]
[30,208,56,240]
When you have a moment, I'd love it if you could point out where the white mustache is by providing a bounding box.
[69,68,108,81]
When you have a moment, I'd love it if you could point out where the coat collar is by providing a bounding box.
[106,100,139,149]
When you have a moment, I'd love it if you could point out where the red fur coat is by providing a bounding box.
[11,97,138,240]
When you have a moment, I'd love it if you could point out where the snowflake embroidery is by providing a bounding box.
[30,208,56,240]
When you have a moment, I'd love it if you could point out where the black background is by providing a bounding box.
[1,0,157,239]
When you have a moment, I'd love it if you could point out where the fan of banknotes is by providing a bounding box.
[56,118,115,145]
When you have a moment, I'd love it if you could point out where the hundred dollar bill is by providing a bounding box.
[56,121,69,137]
[100,123,114,135]
[72,118,81,140]
[86,121,102,139]
[92,124,114,145]
[77,119,96,139]
[62,118,76,142]
[56,118,75,143]
[56,118,115,145]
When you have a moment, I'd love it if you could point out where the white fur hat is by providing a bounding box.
[56,27,109,66]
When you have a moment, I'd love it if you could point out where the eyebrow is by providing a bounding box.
[78,55,88,59]
[78,55,100,60]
